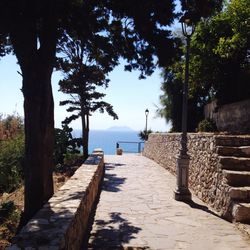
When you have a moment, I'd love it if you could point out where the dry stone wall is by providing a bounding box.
[143,133,231,218]
[204,99,250,133]
[8,149,104,250]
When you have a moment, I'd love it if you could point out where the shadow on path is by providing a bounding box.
[102,162,126,192]
[88,212,146,249]
[82,162,145,249]
[105,163,126,169]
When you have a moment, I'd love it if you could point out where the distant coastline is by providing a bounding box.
[73,126,137,136]
[106,126,135,132]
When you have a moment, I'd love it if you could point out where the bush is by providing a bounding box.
[0,201,15,222]
[0,133,24,193]
[138,129,153,141]
[0,113,23,140]
[54,124,81,165]
[63,152,80,165]
[198,118,217,132]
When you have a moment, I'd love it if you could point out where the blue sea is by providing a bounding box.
[73,130,144,155]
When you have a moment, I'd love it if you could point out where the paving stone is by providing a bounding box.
[86,155,250,249]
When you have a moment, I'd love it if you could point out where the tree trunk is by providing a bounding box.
[10,2,57,224]
[22,66,55,221]
[81,113,89,160]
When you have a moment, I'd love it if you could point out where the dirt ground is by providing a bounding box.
[0,173,70,249]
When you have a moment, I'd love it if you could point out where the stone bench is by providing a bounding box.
[8,149,104,250]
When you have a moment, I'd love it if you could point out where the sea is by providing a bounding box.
[73,129,144,155]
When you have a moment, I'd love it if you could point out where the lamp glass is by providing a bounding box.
[180,13,195,37]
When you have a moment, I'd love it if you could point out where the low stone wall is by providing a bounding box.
[8,149,104,250]
[143,133,231,218]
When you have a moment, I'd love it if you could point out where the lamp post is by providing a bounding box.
[145,109,149,140]
[174,12,195,201]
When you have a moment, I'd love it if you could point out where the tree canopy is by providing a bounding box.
[190,0,250,105]
[0,0,223,222]
[158,0,249,132]
[58,34,118,159]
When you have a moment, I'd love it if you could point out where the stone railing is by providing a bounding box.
[143,133,231,218]
[8,149,104,250]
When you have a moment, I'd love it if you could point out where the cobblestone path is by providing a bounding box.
[87,155,250,250]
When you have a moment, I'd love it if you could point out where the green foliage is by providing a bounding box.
[57,34,119,119]
[214,0,250,61]
[190,0,250,105]
[54,124,81,165]
[180,0,223,19]
[57,34,119,158]
[158,61,204,132]
[159,0,249,131]
[0,201,15,222]
[198,119,217,132]
[157,65,183,132]
[54,152,83,175]
[63,152,82,166]
[138,129,153,141]
[0,133,24,193]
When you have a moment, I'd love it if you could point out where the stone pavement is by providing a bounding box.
[87,155,250,250]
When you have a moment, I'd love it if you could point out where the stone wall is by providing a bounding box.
[8,149,104,250]
[204,99,250,134]
[143,133,231,218]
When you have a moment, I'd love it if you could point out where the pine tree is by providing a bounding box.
[58,35,118,159]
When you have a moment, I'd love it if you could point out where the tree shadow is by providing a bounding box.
[105,162,126,170]
[102,173,126,192]
[87,212,147,250]
[101,163,126,192]
[82,162,145,249]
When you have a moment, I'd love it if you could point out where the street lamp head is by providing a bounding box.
[145,109,149,116]
[180,12,195,37]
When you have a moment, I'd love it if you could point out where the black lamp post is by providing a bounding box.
[145,109,149,140]
[174,12,195,201]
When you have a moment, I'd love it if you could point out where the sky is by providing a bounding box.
[0,55,171,132]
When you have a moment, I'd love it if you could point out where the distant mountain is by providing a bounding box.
[106,126,135,132]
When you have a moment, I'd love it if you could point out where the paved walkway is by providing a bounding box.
[87,155,250,250]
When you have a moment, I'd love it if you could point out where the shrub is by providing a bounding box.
[138,129,153,141]
[0,133,24,193]
[0,113,23,140]
[54,124,81,165]
[0,201,15,223]
[198,118,217,132]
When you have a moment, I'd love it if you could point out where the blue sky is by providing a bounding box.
[0,55,171,132]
